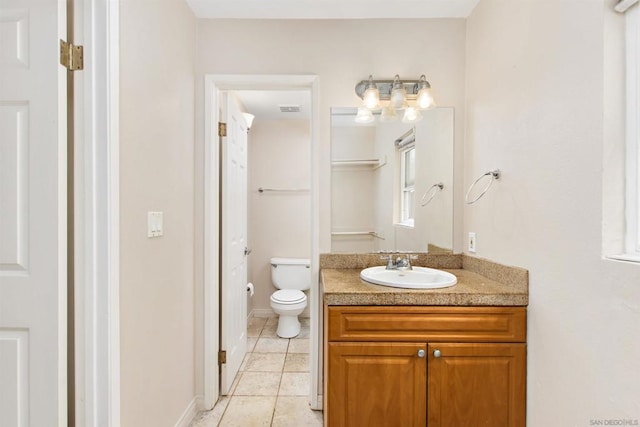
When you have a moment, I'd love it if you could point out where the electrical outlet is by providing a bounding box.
[468,232,477,253]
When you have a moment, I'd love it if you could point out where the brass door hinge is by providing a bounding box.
[218,122,227,137]
[60,40,84,71]
[218,350,227,365]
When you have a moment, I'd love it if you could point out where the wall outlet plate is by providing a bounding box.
[148,211,163,238]
[468,232,476,253]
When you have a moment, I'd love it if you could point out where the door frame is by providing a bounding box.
[202,74,320,409]
[73,0,121,424]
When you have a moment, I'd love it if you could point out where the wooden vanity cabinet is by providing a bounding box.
[324,306,527,427]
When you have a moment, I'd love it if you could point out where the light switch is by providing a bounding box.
[148,211,163,238]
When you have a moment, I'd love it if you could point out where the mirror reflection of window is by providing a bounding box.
[400,145,415,226]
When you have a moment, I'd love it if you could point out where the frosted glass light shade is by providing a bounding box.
[355,107,374,124]
[402,107,423,123]
[363,87,380,109]
[390,86,408,109]
[242,112,255,128]
[416,87,435,109]
[379,105,398,122]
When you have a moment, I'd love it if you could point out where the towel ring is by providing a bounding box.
[465,169,501,205]
[420,183,444,207]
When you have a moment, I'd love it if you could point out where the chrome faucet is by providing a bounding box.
[380,253,396,270]
[396,254,418,271]
[380,252,418,270]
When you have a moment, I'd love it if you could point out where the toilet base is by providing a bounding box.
[276,314,301,338]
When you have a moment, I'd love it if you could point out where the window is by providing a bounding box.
[399,145,415,226]
[613,3,640,262]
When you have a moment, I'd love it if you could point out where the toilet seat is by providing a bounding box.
[271,289,306,305]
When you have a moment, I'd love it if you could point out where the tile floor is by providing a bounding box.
[190,316,323,427]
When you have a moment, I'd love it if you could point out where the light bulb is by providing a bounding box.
[402,106,423,123]
[354,107,374,124]
[362,75,380,109]
[390,75,408,109]
[416,75,435,109]
[379,105,398,122]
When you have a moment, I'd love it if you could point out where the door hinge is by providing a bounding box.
[59,39,84,71]
[218,122,227,137]
[218,350,227,365]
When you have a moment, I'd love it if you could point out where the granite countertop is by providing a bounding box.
[321,259,529,307]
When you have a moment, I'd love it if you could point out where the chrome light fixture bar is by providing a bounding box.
[355,75,434,105]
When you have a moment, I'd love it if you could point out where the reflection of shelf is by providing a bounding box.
[331,231,385,240]
[331,156,386,169]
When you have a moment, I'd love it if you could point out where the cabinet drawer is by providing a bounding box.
[327,306,526,343]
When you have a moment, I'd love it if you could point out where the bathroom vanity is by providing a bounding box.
[321,254,528,427]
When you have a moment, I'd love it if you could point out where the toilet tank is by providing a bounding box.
[270,257,311,291]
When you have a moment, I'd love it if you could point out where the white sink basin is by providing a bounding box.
[360,266,457,289]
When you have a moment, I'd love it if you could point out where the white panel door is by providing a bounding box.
[220,93,248,394]
[0,0,67,425]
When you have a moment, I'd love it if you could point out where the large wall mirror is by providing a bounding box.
[330,107,454,253]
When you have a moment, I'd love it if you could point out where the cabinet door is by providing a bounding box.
[328,342,427,427]
[428,343,526,427]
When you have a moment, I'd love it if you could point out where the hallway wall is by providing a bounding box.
[119,0,197,425]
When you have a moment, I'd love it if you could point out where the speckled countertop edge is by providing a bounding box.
[320,253,528,307]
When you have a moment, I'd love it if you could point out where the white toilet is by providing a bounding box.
[270,257,310,338]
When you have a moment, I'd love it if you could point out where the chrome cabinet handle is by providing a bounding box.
[417,349,426,358]
[433,349,441,358]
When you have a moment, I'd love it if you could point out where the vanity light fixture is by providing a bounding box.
[362,75,381,110]
[402,106,422,124]
[354,106,374,124]
[354,74,436,123]
[379,105,398,123]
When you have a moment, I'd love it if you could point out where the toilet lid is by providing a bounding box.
[271,289,306,304]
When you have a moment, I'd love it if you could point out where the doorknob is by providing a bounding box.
[244,247,252,256]
[417,349,426,358]
[433,349,441,358]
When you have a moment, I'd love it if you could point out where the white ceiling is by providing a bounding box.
[233,90,311,120]
[186,0,480,20]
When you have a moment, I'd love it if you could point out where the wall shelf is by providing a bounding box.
[331,156,386,169]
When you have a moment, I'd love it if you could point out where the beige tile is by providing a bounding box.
[248,317,268,328]
[189,395,230,427]
[234,371,282,396]
[278,372,309,396]
[284,353,309,372]
[295,324,310,339]
[266,316,279,326]
[259,323,279,338]
[287,338,309,354]
[239,353,251,371]
[219,396,276,427]
[228,371,241,395]
[272,397,323,427]
[247,337,257,352]
[254,337,289,353]
[245,352,286,372]
[248,324,263,338]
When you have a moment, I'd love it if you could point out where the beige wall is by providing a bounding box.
[465,0,640,423]
[247,119,311,313]
[119,0,196,425]
[331,125,378,253]
[195,18,468,255]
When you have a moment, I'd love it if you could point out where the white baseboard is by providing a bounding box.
[175,396,201,427]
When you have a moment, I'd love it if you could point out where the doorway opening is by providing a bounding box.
[202,75,320,411]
